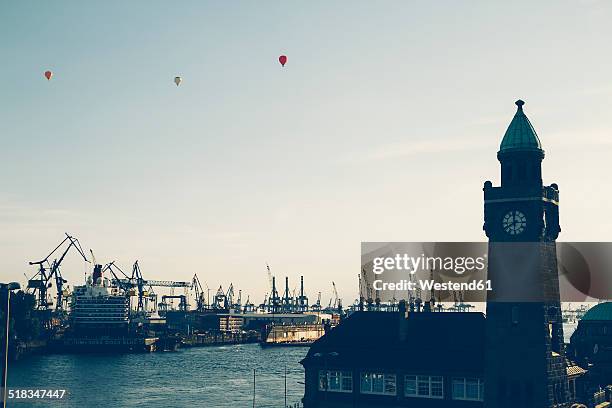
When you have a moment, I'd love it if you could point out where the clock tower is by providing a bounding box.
[483,100,569,407]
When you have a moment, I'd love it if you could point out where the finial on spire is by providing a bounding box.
[515,99,525,111]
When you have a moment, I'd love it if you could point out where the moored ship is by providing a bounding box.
[50,264,158,353]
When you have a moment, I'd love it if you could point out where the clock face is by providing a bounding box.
[502,210,527,235]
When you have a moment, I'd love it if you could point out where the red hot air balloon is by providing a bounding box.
[278,55,287,67]
[44,70,53,80]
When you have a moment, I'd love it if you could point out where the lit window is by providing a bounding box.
[405,375,443,398]
[318,370,352,393]
[360,372,396,395]
[452,378,484,401]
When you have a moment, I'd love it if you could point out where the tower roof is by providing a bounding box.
[499,100,542,153]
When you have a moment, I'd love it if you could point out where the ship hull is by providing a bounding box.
[49,336,158,353]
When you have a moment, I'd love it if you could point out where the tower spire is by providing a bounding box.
[499,99,542,153]
[497,99,544,187]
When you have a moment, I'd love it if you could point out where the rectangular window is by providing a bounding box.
[452,378,484,401]
[405,375,417,396]
[318,370,352,393]
[431,376,443,398]
[405,375,443,399]
[418,376,430,396]
[360,372,396,395]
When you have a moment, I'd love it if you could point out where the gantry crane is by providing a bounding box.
[28,233,89,313]
[107,261,191,313]
[296,276,309,312]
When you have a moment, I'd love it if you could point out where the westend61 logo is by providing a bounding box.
[362,242,612,303]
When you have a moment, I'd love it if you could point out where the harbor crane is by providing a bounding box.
[332,282,339,308]
[191,274,207,311]
[266,263,273,294]
[358,274,365,311]
[160,295,188,311]
[226,283,235,307]
[28,233,89,313]
[296,276,309,312]
[311,291,321,312]
[331,281,343,315]
[362,269,374,311]
[107,261,191,313]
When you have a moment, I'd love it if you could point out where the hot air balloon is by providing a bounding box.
[278,55,287,67]
[174,76,182,86]
[44,70,53,80]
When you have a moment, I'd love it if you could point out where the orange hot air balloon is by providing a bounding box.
[278,55,287,67]
[44,70,53,80]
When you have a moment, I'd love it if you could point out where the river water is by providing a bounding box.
[7,344,308,408]
[6,324,581,407]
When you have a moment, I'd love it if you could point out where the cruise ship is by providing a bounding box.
[70,264,130,334]
[50,264,158,353]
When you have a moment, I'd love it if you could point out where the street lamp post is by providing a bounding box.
[1,282,21,408]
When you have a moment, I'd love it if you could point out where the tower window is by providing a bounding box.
[452,378,484,401]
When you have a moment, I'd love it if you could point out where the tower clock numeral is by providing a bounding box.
[502,210,527,235]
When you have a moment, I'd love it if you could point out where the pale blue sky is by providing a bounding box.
[1,0,611,305]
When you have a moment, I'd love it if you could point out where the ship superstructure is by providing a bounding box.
[70,264,129,335]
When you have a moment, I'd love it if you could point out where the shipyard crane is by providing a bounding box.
[135,280,190,311]
[332,282,339,308]
[28,233,89,312]
[160,295,188,311]
[362,268,374,310]
[146,284,158,312]
[261,293,268,312]
[358,274,364,311]
[296,276,309,312]
[310,291,321,312]
[204,281,211,308]
[269,276,281,313]
[108,261,191,313]
[103,262,132,292]
[212,286,227,309]
[282,277,291,313]
[266,263,273,288]
[226,283,235,308]
[243,295,255,313]
[191,274,207,311]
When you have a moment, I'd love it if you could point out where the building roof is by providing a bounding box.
[499,100,543,153]
[581,302,612,321]
[302,311,485,373]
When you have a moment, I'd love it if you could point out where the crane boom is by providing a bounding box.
[28,233,89,312]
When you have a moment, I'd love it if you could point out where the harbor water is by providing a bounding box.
[5,323,581,407]
[8,344,307,408]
